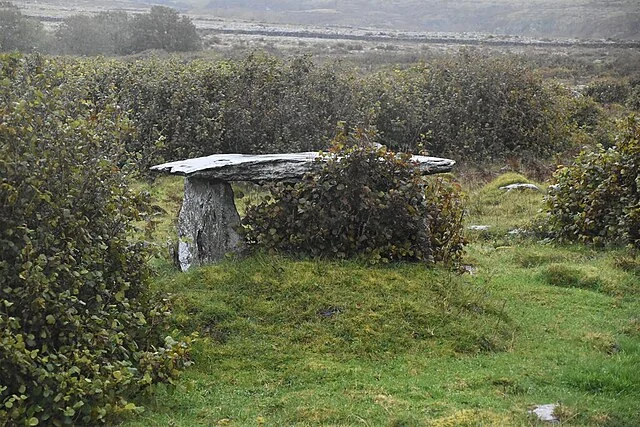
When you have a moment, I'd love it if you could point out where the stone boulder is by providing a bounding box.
[499,183,541,192]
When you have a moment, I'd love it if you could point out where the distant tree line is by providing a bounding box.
[0,1,47,52]
[0,2,201,55]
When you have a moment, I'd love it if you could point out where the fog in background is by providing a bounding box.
[13,0,640,40]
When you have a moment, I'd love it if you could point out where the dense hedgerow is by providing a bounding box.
[1,52,569,175]
[360,53,569,163]
[545,115,640,248]
[627,85,640,111]
[0,54,191,425]
[62,53,358,172]
[241,129,466,264]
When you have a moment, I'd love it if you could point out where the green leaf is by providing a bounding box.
[115,291,125,302]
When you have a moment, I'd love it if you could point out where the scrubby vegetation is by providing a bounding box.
[0,2,47,53]
[55,6,201,56]
[0,54,191,425]
[545,115,640,248]
[242,129,465,264]
[363,53,569,164]
[0,51,578,174]
[584,78,631,106]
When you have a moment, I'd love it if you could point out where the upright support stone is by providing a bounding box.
[177,177,241,271]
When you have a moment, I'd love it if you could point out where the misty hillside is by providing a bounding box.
[193,0,639,40]
[12,0,639,40]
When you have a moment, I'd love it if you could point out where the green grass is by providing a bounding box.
[465,172,546,240]
[133,175,184,244]
[122,173,640,426]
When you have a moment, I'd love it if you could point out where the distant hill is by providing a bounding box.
[195,0,639,40]
[11,0,640,40]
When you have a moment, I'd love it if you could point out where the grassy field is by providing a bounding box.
[121,174,640,426]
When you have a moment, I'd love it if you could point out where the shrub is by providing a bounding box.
[627,85,640,111]
[128,6,201,53]
[566,95,604,130]
[54,6,200,56]
[545,115,640,248]
[58,54,357,173]
[584,78,630,105]
[218,53,358,155]
[0,55,191,425]
[0,2,48,53]
[3,53,572,176]
[360,52,569,164]
[241,128,465,264]
[55,11,132,56]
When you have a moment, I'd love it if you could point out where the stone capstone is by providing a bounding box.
[150,152,456,181]
[177,178,241,271]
